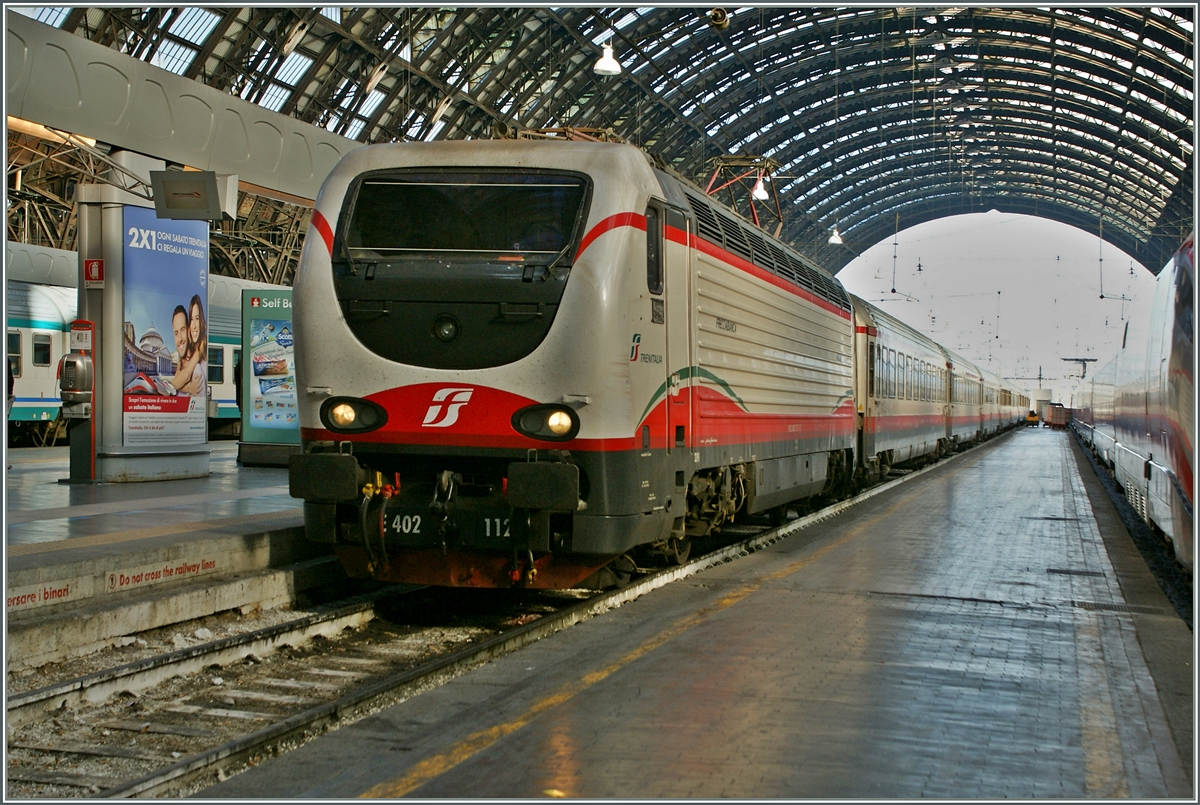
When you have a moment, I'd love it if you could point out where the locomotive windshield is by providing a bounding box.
[332,169,592,371]
[344,171,587,259]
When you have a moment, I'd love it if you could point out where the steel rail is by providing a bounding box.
[6,586,411,729]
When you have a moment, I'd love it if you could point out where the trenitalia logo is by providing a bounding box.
[630,334,642,362]
[422,388,474,427]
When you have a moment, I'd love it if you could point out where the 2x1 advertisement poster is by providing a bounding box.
[121,205,209,446]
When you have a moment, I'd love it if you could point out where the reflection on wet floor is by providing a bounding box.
[5,442,298,547]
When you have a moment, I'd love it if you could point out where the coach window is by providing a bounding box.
[906,355,913,399]
[208,346,224,384]
[890,350,897,398]
[886,351,893,398]
[645,204,663,295]
[883,349,891,398]
[7,331,21,378]
[32,333,52,367]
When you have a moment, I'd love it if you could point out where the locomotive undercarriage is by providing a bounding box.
[293,442,864,588]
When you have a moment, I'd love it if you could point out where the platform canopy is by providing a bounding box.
[9,6,1195,275]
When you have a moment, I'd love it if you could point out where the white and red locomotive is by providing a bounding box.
[288,140,1025,588]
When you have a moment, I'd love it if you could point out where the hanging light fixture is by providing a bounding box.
[751,174,769,201]
[828,227,843,245]
[593,40,622,75]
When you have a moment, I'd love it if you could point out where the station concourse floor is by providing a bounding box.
[195,428,1194,799]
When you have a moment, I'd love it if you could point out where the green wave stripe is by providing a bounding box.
[636,366,748,425]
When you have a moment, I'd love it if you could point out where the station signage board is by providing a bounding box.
[240,288,300,445]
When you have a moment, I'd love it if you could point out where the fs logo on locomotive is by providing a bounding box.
[630,333,642,362]
[422,388,474,427]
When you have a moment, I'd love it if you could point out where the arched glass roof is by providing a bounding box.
[10,6,1195,273]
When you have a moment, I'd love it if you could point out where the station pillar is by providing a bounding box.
[70,151,210,482]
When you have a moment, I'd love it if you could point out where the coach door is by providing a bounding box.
[862,338,877,459]
[662,205,692,456]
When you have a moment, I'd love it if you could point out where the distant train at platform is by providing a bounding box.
[287,139,1028,590]
[5,240,279,445]
[1072,234,1193,572]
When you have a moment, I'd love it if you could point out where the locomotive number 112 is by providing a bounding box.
[485,518,510,537]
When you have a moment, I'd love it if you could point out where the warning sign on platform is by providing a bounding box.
[105,556,221,593]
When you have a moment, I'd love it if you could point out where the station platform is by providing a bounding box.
[4,442,331,670]
[195,429,1193,799]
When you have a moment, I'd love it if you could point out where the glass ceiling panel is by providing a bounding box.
[169,7,220,46]
[10,6,69,27]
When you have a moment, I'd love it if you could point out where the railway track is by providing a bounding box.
[5,441,984,799]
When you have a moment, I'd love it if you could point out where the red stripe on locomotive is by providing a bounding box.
[310,209,334,256]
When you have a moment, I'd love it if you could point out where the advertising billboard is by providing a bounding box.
[121,205,209,446]
[240,288,299,445]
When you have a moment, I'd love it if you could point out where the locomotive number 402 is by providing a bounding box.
[390,514,422,534]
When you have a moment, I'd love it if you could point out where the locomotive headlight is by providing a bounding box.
[330,403,357,427]
[320,397,387,434]
[547,410,572,435]
[512,404,580,441]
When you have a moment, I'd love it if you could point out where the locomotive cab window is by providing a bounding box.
[333,169,592,371]
[341,171,589,259]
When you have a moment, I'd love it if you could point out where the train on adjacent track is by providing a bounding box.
[288,139,1028,589]
[5,240,277,445]
[1072,234,1194,572]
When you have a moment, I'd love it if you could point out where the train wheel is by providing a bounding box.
[608,553,637,587]
[667,537,691,564]
[767,505,788,527]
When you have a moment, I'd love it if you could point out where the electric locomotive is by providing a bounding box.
[287,140,860,588]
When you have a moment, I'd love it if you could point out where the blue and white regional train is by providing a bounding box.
[1072,234,1194,572]
[5,240,280,444]
[287,140,1027,589]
